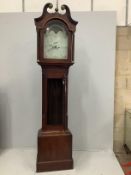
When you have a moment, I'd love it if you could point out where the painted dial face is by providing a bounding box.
[44,21,68,59]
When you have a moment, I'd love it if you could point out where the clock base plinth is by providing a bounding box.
[36,129,73,172]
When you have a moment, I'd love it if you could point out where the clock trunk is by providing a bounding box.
[47,78,64,125]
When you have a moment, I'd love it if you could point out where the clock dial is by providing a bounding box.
[44,21,68,59]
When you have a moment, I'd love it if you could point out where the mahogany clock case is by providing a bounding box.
[34,3,78,172]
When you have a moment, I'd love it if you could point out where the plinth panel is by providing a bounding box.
[36,129,73,172]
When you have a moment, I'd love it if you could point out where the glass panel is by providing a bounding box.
[44,21,68,59]
[47,79,64,125]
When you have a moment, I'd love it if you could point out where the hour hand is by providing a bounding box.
[52,45,60,49]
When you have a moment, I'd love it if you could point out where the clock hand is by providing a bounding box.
[52,45,60,49]
[47,46,59,51]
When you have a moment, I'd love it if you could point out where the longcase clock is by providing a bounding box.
[34,3,78,172]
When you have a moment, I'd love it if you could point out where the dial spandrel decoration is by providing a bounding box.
[44,21,68,59]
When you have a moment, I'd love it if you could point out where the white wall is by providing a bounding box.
[128,0,131,24]
[25,0,91,12]
[0,12,116,150]
[0,0,22,12]
[94,0,126,26]
[0,0,128,25]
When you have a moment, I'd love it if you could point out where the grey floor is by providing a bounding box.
[0,149,124,175]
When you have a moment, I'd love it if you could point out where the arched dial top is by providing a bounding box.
[44,20,68,59]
